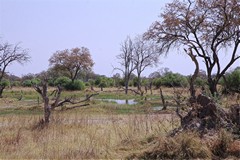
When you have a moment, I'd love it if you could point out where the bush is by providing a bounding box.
[194,77,207,87]
[22,79,32,87]
[152,73,188,88]
[85,82,90,87]
[222,68,240,93]
[48,79,55,87]
[0,79,10,88]
[31,78,41,85]
[98,80,107,88]
[153,78,162,88]
[54,76,71,88]
[11,81,21,87]
[95,76,114,88]
[119,79,125,87]
[161,73,188,87]
[65,80,85,91]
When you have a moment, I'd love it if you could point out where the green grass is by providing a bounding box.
[0,87,173,117]
[0,108,43,116]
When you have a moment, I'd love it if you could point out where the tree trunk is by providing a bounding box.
[137,74,141,91]
[160,87,167,110]
[186,48,199,101]
[125,80,129,94]
[0,86,5,98]
[43,97,51,123]
[150,81,153,95]
[208,80,218,96]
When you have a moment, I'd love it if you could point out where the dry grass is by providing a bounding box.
[132,129,240,160]
[0,109,179,159]
[133,131,212,159]
[0,86,238,159]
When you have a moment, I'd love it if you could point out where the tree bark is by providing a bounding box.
[125,79,129,94]
[43,97,51,123]
[160,87,167,110]
[186,48,199,101]
[137,73,141,91]
[0,86,5,98]
[208,80,218,96]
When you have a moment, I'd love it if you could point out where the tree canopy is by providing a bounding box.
[145,0,240,95]
[0,42,30,97]
[49,47,94,82]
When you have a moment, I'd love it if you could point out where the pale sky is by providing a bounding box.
[0,0,239,77]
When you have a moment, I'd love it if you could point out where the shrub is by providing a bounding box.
[48,79,55,87]
[85,82,90,87]
[98,80,107,88]
[65,80,85,91]
[95,76,114,88]
[194,77,207,87]
[221,68,240,93]
[119,79,125,87]
[11,81,21,87]
[31,78,41,85]
[22,79,32,87]
[152,73,188,88]
[0,79,10,88]
[161,73,188,87]
[54,76,71,88]
[152,78,162,89]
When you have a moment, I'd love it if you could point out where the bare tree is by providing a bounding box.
[145,0,240,95]
[115,37,136,94]
[133,35,160,91]
[49,47,94,82]
[0,42,30,97]
[34,73,98,124]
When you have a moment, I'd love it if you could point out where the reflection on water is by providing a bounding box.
[152,106,176,110]
[152,106,164,110]
[99,99,137,105]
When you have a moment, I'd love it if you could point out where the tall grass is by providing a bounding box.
[0,110,179,159]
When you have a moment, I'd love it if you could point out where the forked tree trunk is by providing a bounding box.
[34,81,52,124]
[186,48,199,101]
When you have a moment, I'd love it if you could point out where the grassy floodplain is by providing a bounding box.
[0,87,180,159]
[0,87,239,159]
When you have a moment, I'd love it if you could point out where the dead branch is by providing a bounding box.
[172,86,186,124]
[51,85,63,109]
[53,93,99,108]
[65,104,90,110]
